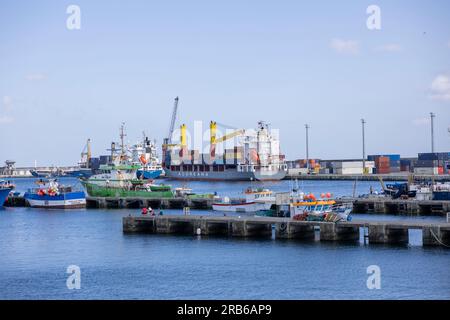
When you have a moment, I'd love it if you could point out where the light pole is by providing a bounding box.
[430,112,435,153]
[305,124,310,172]
[361,119,366,174]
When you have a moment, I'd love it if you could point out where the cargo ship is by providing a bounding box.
[162,120,287,181]
[130,135,164,180]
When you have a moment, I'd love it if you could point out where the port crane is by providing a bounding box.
[79,139,92,168]
[163,97,180,148]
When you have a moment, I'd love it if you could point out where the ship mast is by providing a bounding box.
[120,123,126,155]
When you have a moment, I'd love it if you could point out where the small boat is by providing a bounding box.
[212,187,275,213]
[212,197,271,213]
[0,180,15,207]
[290,193,352,222]
[24,179,86,209]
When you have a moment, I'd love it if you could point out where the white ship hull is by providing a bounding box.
[212,201,272,213]
[26,198,86,209]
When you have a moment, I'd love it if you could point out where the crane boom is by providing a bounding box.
[214,129,245,144]
[167,97,179,144]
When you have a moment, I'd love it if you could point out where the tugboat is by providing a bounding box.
[0,180,15,207]
[24,179,86,209]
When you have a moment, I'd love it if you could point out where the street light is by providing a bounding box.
[430,112,435,153]
[361,119,366,174]
[305,124,310,172]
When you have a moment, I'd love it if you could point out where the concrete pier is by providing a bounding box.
[368,224,409,245]
[341,198,450,216]
[86,196,215,210]
[319,223,360,242]
[275,222,315,240]
[123,215,450,248]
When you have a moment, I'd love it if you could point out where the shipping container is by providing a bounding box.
[368,154,400,161]
[418,152,450,161]
[414,167,439,175]
[400,159,411,166]
[390,166,400,173]
[414,160,439,168]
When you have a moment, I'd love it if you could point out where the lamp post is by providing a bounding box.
[361,119,366,174]
[305,124,310,172]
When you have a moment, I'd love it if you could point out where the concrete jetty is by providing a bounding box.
[123,215,450,247]
[340,198,450,216]
[86,196,214,209]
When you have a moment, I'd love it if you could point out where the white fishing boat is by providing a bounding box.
[212,188,274,213]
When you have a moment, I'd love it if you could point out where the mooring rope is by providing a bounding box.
[429,228,450,248]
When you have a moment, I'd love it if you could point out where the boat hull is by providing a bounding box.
[24,191,86,209]
[164,168,286,181]
[81,182,174,198]
[0,188,12,206]
[212,202,271,213]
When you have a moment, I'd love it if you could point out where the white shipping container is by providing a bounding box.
[336,167,364,175]
[414,167,439,175]
[333,161,375,169]
[288,168,309,175]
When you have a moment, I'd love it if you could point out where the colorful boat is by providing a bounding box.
[290,193,352,222]
[24,180,86,209]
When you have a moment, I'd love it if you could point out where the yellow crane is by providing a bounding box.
[164,124,187,149]
[209,121,245,157]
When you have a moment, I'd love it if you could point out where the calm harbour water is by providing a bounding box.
[0,177,449,300]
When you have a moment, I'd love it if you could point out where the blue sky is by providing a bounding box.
[1,0,450,166]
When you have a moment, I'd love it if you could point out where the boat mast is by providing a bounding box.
[120,122,127,161]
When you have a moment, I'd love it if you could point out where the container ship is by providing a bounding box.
[162,117,287,181]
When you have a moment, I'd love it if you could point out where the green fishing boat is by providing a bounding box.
[81,180,174,198]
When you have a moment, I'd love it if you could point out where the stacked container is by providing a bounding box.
[414,152,450,175]
[400,159,411,172]
[375,156,390,174]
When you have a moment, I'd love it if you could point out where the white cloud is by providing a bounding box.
[25,73,46,81]
[430,75,450,101]
[412,117,430,126]
[376,43,402,52]
[330,38,359,55]
[0,115,13,123]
